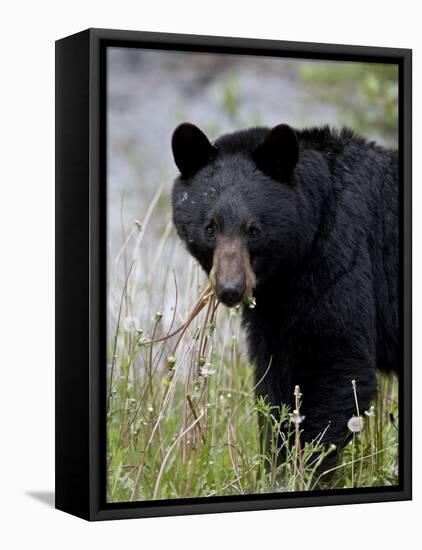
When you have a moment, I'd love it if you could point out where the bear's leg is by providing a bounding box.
[297,355,378,484]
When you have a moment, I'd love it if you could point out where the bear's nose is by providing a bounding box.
[216,281,245,307]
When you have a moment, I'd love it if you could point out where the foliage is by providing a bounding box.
[299,62,398,147]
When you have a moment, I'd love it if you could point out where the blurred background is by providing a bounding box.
[107,47,398,263]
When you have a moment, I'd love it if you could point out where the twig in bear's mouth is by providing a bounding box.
[140,285,217,353]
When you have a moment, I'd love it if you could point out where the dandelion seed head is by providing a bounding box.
[347,415,364,433]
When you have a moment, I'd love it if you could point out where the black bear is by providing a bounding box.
[171,122,398,455]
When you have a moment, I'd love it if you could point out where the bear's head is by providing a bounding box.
[171,123,315,308]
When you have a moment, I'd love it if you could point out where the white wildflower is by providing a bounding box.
[246,295,257,309]
[364,405,376,417]
[289,409,305,426]
[200,363,216,377]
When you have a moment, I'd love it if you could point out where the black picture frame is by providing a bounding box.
[55,28,412,521]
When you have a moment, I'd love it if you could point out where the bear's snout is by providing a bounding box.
[215,280,246,307]
[209,236,256,307]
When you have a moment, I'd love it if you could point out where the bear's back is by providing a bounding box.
[301,129,399,373]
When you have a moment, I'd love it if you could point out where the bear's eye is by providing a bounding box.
[204,221,216,238]
[247,226,260,238]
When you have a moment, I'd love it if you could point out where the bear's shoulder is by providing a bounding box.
[297,125,373,154]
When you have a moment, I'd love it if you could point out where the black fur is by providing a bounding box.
[171,123,398,452]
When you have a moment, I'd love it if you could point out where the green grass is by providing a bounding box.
[106,217,399,503]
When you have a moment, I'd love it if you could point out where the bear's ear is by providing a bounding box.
[253,124,299,182]
[172,123,217,178]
